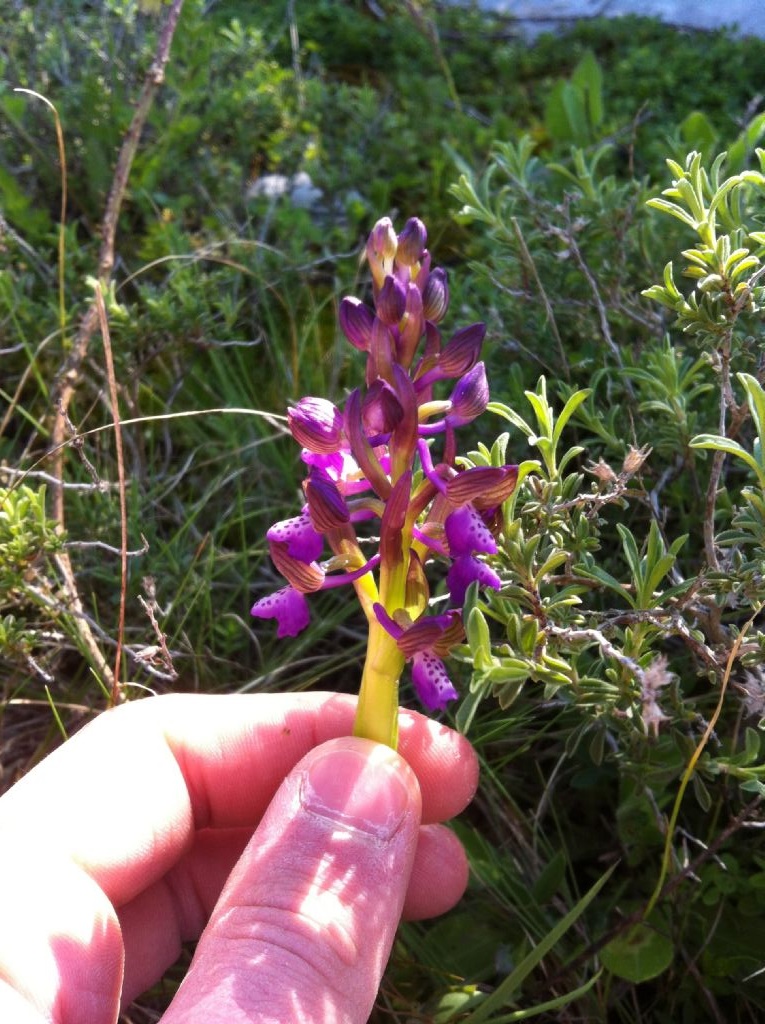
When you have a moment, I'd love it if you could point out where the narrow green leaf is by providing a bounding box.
[728,112,765,172]
[558,444,586,475]
[532,851,567,903]
[645,198,698,228]
[471,970,603,1023]
[572,50,603,129]
[552,388,592,448]
[524,388,554,439]
[679,111,717,157]
[561,83,589,144]
[643,555,678,605]
[708,174,745,219]
[544,80,572,142]
[617,523,642,583]
[728,255,760,285]
[663,260,681,297]
[455,684,487,735]
[674,176,704,221]
[534,550,570,585]
[645,519,663,573]
[640,285,679,310]
[466,606,495,672]
[738,373,765,450]
[576,564,635,607]
[691,433,764,483]
[744,726,761,764]
[488,401,534,438]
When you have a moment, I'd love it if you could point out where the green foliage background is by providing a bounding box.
[3,1,765,1020]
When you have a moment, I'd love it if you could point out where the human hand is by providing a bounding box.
[0,692,478,1023]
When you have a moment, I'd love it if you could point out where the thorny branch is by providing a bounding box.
[546,623,645,684]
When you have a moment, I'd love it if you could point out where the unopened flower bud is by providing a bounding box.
[422,267,449,322]
[379,470,412,569]
[288,397,344,453]
[304,471,350,531]
[445,465,519,508]
[339,297,374,351]
[367,217,398,262]
[269,540,325,592]
[396,217,427,266]
[376,275,407,326]
[438,323,485,377]
[446,362,490,426]
[415,250,431,292]
[398,283,424,369]
[424,320,441,359]
[405,549,430,618]
[366,217,398,289]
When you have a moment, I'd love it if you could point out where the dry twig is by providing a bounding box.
[42,0,186,697]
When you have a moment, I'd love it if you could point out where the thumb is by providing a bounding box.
[161,736,422,1024]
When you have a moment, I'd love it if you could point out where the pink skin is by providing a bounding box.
[0,692,478,1024]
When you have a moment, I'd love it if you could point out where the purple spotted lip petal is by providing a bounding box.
[447,554,502,606]
[251,586,310,638]
[267,511,324,562]
[411,651,459,711]
[445,504,497,557]
[374,602,462,711]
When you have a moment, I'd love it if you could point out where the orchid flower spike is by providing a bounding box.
[251,216,518,746]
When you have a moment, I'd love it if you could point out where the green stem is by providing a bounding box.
[353,617,405,748]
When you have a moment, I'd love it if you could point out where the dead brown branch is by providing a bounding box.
[43,0,186,698]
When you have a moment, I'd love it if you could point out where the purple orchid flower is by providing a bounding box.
[267,510,324,562]
[251,555,381,638]
[447,555,502,606]
[439,498,504,605]
[251,586,310,638]
[374,604,463,711]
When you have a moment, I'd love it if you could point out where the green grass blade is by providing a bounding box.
[461,864,615,1023]
[468,969,603,1023]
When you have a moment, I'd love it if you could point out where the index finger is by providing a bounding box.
[0,692,478,906]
